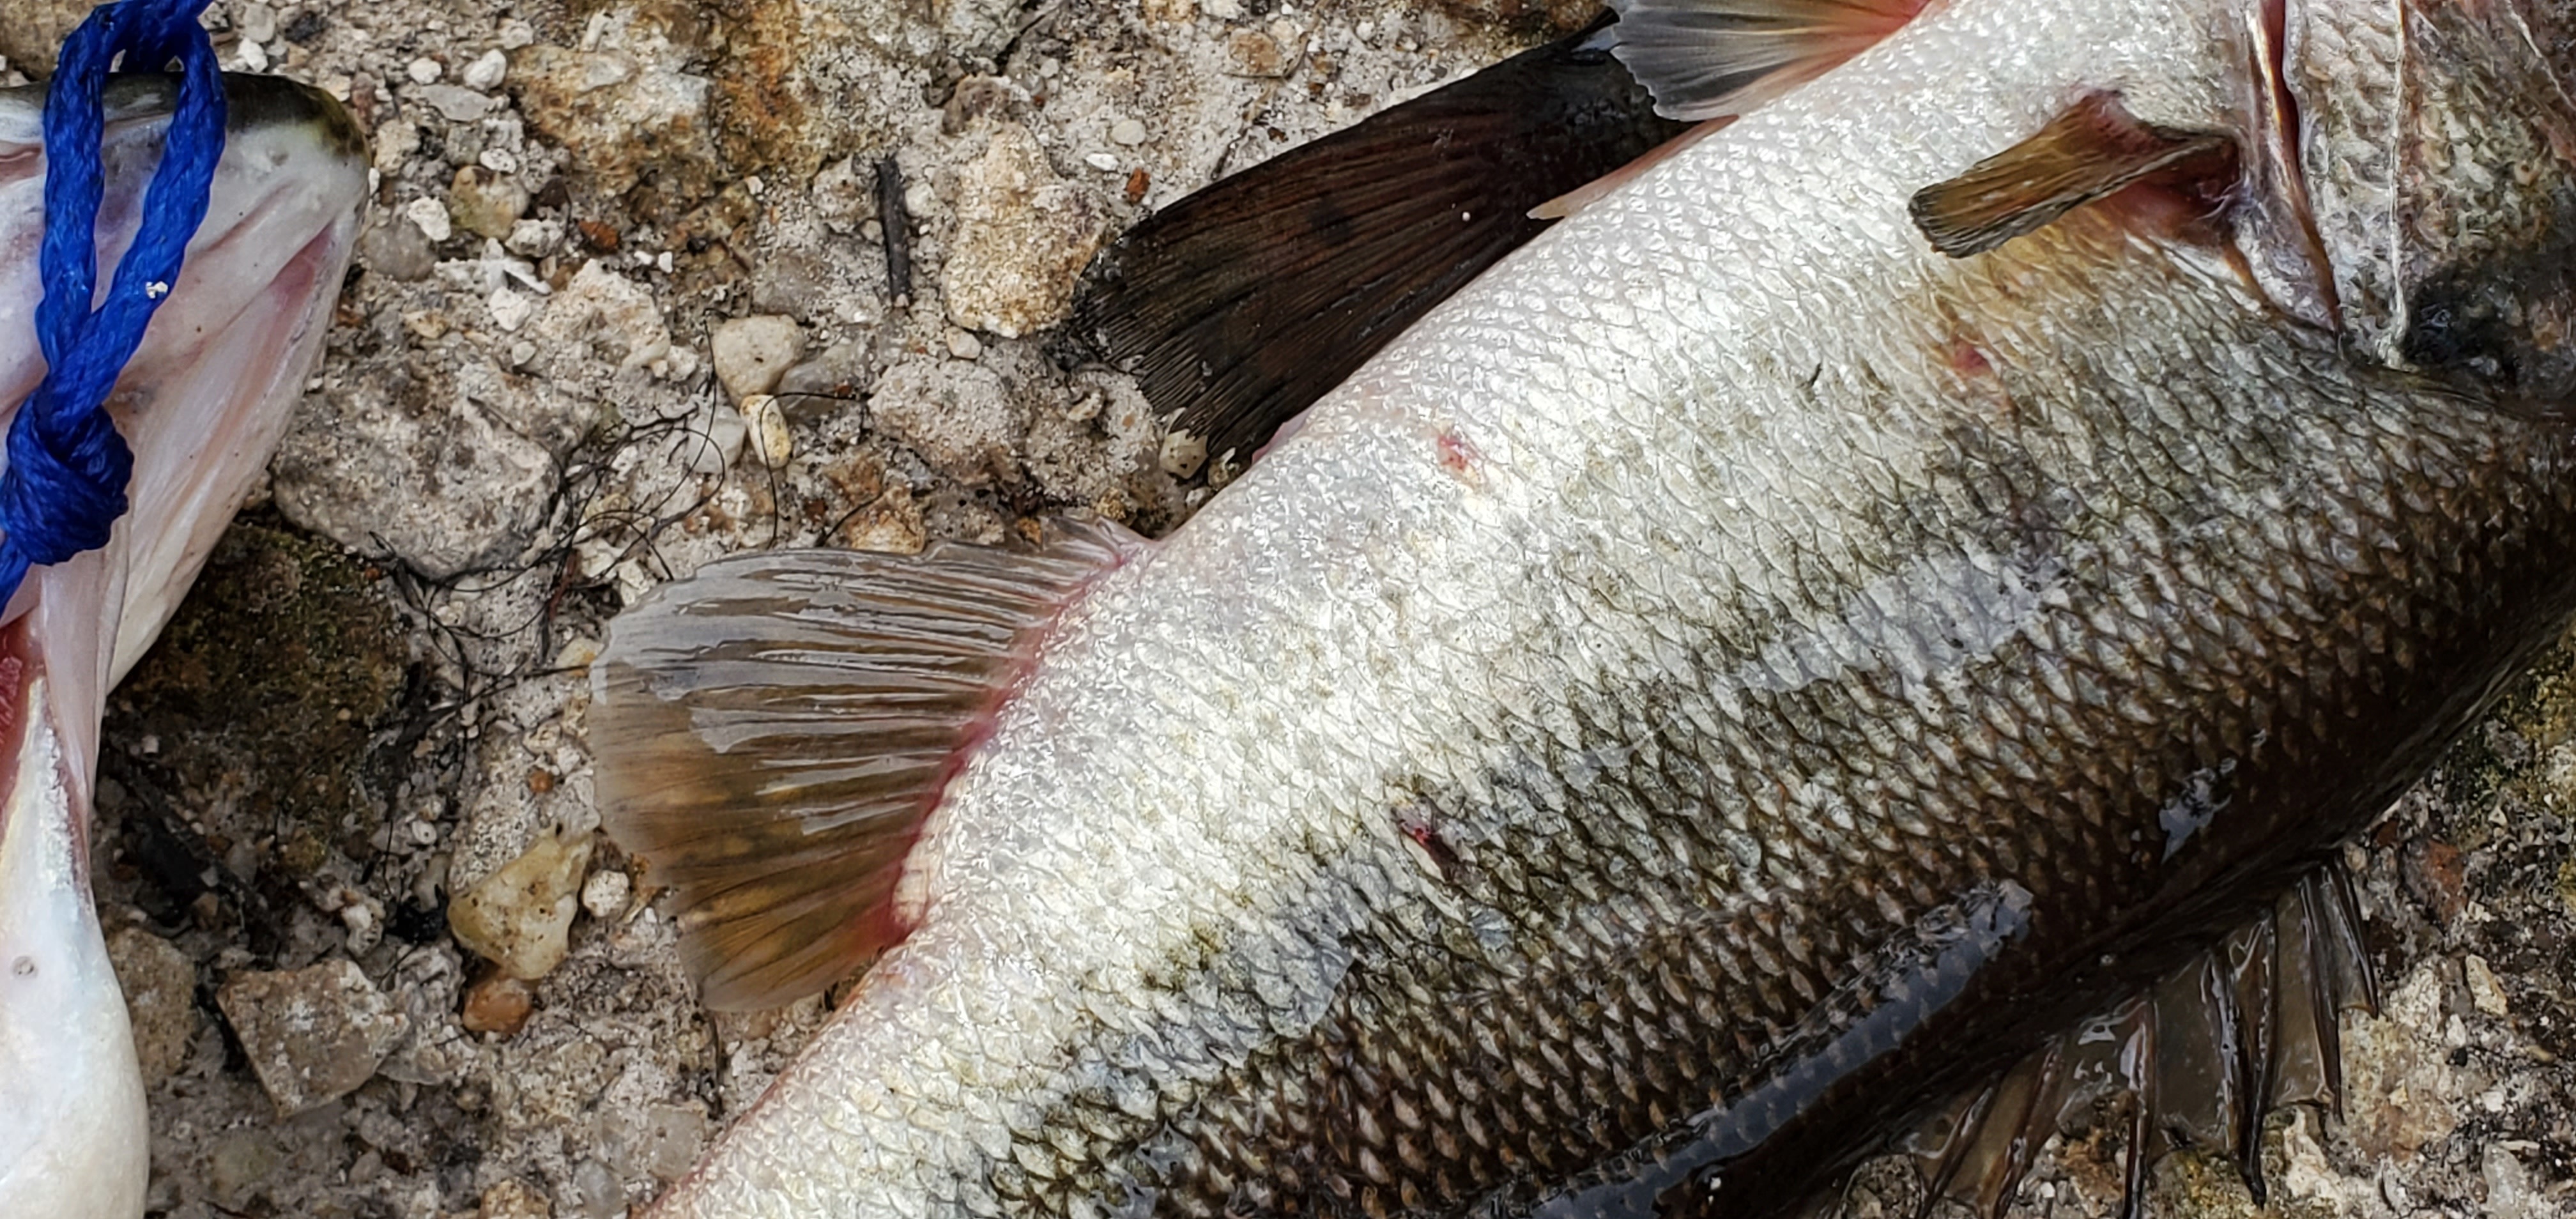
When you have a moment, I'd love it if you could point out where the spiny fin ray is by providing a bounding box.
[1607,0,1927,121]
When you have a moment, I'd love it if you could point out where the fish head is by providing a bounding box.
[2287,0,2576,397]
[0,73,365,1216]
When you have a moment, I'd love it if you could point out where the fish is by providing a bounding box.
[0,74,367,1218]
[588,0,2576,1215]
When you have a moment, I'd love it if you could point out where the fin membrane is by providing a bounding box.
[590,519,1137,1010]
[1078,17,1685,480]
[1607,0,1927,121]
[1908,93,2237,259]
[1899,866,2379,1218]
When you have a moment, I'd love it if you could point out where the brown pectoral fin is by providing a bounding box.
[1908,93,2237,259]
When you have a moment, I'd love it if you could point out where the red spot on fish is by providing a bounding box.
[1397,807,1459,882]
[1437,428,1480,477]
[1949,339,1993,378]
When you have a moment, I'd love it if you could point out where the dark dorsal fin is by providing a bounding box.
[1899,866,2379,1218]
[1908,93,2237,259]
[1077,17,1687,480]
[589,519,1140,1010]
[1606,0,1929,121]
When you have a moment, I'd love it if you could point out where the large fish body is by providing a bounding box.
[598,0,2576,1215]
[0,76,367,1217]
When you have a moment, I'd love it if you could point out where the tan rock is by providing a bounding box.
[217,959,408,1116]
[448,824,595,979]
[461,974,537,1038]
[105,926,198,1086]
[941,123,1106,338]
[712,315,804,402]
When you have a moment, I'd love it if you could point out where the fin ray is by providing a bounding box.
[1907,866,2375,1216]
[591,519,1138,1009]
[1908,93,2236,258]
[1080,19,1684,478]
[1607,0,1926,121]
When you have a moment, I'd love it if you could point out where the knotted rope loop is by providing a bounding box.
[0,0,224,604]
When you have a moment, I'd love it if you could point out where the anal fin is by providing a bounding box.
[1899,866,2378,1218]
[589,519,1140,1010]
[1908,93,2237,259]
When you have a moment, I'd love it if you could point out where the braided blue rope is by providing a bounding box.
[0,0,224,609]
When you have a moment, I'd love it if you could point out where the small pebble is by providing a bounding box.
[478,1177,551,1219]
[105,927,198,1087]
[461,974,537,1038]
[1160,429,1209,478]
[402,196,453,243]
[663,402,749,473]
[461,48,509,91]
[1227,29,1286,75]
[238,2,279,43]
[358,218,437,281]
[489,286,539,332]
[711,315,805,402]
[1083,151,1119,172]
[1108,118,1148,146]
[580,868,632,921]
[413,82,499,122]
[448,825,595,980]
[448,165,529,240]
[555,636,604,670]
[479,147,520,174]
[498,19,537,49]
[404,56,442,84]
[234,40,270,72]
[2465,953,2510,1016]
[339,898,383,954]
[743,394,794,468]
[946,328,984,360]
[569,1160,622,1219]
[505,218,564,257]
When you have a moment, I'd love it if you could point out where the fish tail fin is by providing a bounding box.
[1899,866,2377,1216]
[588,518,1141,1010]
[1078,16,1685,481]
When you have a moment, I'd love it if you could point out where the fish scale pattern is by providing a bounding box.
[642,0,2576,1213]
[911,213,2576,1219]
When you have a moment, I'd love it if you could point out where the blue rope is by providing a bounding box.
[0,0,224,609]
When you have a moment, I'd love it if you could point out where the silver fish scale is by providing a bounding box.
[647,1,2576,1216]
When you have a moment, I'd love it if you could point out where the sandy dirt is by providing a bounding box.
[4,0,2568,1215]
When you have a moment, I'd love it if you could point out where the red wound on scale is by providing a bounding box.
[589,518,1140,1010]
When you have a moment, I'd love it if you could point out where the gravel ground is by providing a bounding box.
[5,0,2570,1216]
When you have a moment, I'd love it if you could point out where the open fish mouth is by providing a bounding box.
[0,72,365,1219]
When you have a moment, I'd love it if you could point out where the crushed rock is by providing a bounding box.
[104,924,199,1087]
[217,958,410,1116]
[940,119,1108,337]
